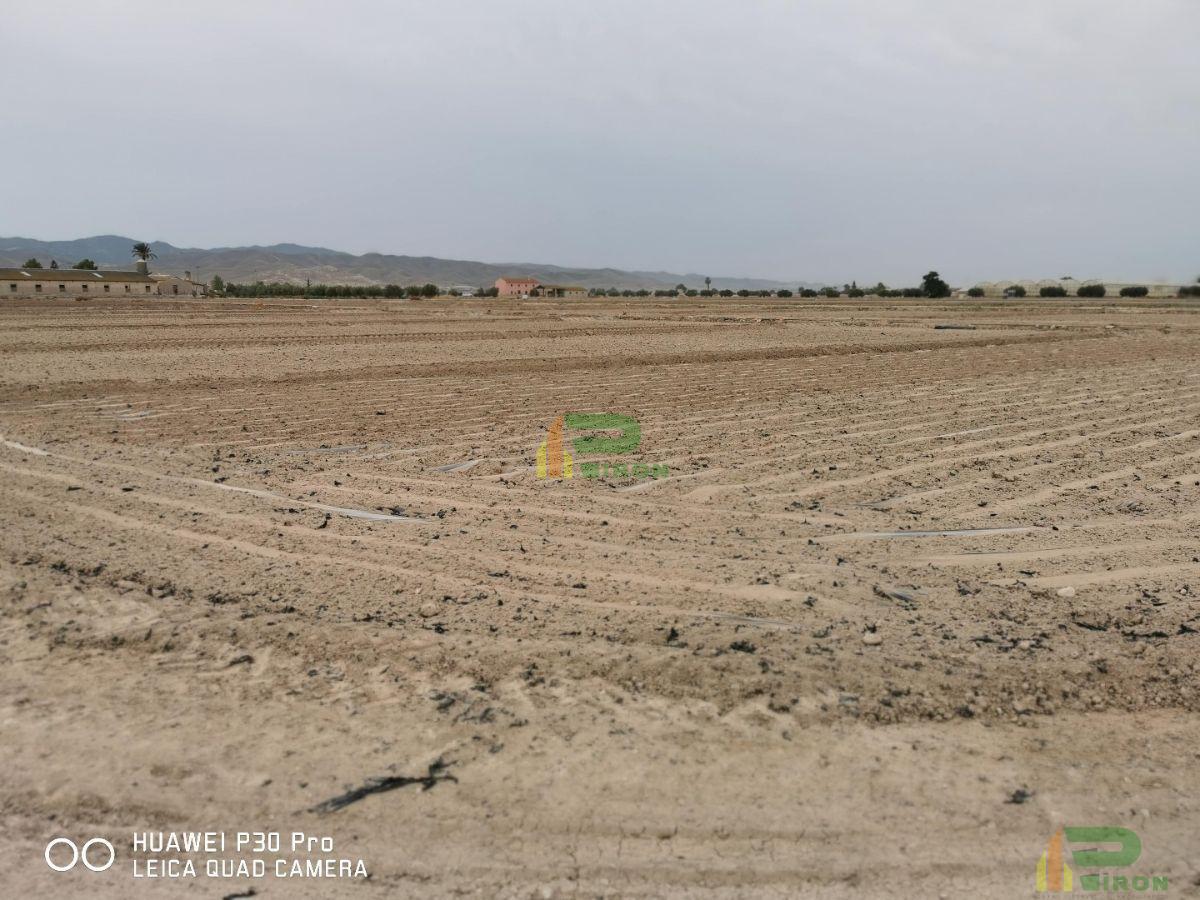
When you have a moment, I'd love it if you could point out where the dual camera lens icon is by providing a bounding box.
[45,837,115,872]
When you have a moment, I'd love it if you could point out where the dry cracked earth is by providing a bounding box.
[1,294,1198,898]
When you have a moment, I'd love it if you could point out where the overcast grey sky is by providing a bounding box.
[3,1,1197,284]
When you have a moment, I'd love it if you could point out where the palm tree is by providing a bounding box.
[131,242,156,263]
[704,276,711,291]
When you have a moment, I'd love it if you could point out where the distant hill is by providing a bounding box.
[0,235,811,291]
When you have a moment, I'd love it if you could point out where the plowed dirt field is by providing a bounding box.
[2,295,1198,897]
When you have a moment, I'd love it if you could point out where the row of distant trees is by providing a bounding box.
[206,280,951,300]
[969,283,1200,299]
[215,279,440,298]
[592,286,931,298]
[207,271,1198,301]
[21,257,101,270]
[584,272,954,299]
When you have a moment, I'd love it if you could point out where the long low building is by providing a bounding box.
[0,267,207,298]
[536,284,587,298]
[1,267,157,297]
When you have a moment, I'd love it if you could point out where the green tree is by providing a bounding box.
[72,259,98,270]
[49,259,59,269]
[921,271,951,298]
[211,275,226,294]
[421,283,438,297]
[704,276,711,291]
[131,242,156,263]
[22,258,42,268]
[675,283,687,293]
[1077,283,1106,297]
[967,287,985,297]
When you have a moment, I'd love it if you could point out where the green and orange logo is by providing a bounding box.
[536,413,667,480]
[1036,827,1166,893]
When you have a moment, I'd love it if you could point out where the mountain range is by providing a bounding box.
[0,235,808,291]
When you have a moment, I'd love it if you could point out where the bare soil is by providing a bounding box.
[1,295,1198,898]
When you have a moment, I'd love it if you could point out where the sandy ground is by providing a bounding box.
[1,294,1198,898]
